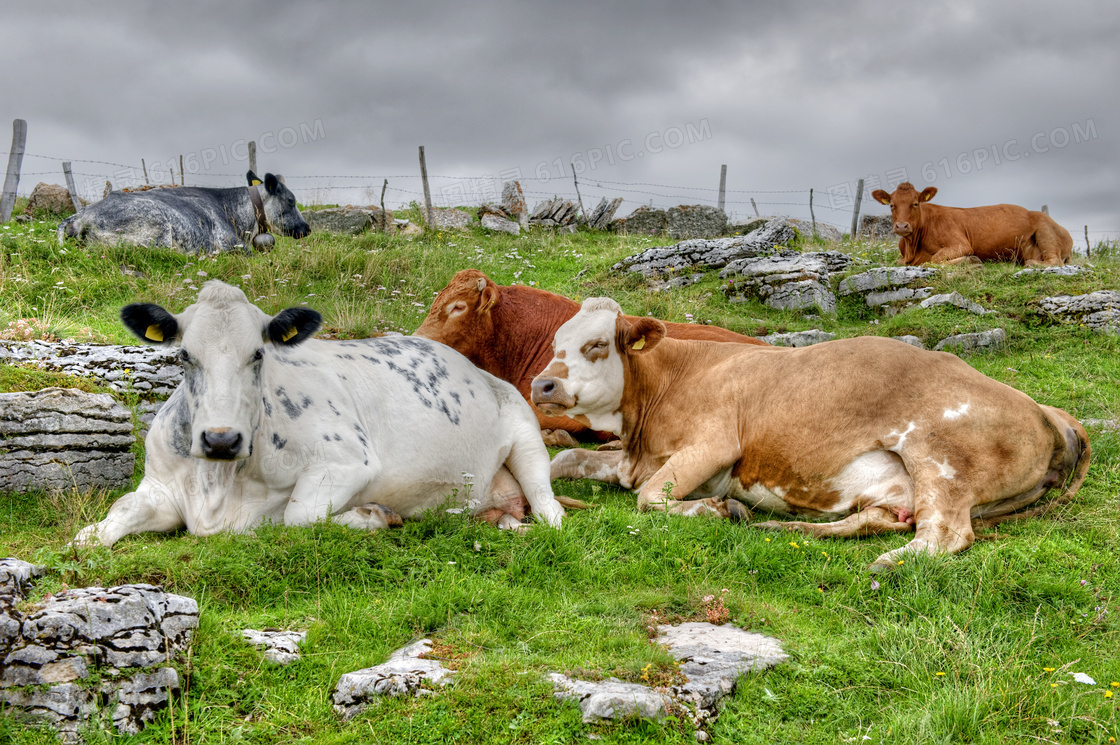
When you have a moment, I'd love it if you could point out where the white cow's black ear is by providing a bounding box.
[246,170,262,187]
[268,308,321,346]
[264,173,280,195]
[121,303,179,344]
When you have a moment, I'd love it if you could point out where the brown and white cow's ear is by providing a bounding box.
[267,308,322,346]
[920,187,938,202]
[121,303,179,345]
[477,283,499,314]
[871,189,891,205]
[620,316,666,354]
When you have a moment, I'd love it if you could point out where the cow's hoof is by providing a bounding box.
[868,561,894,574]
[726,499,750,523]
[596,440,623,451]
[542,429,579,448]
[750,520,785,531]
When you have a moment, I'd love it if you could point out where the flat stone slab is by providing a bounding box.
[551,622,787,730]
[1035,291,1120,334]
[241,629,307,665]
[919,292,993,315]
[0,340,182,397]
[0,387,136,493]
[1014,265,1090,277]
[837,266,939,315]
[481,213,520,235]
[761,330,836,347]
[332,639,456,721]
[721,254,836,314]
[933,328,1007,354]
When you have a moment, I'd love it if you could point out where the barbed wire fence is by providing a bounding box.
[3,149,1118,246]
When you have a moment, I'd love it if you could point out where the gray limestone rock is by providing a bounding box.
[613,219,798,277]
[919,292,993,315]
[0,340,183,397]
[1035,291,1120,334]
[837,266,939,315]
[892,335,927,349]
[652,273,706,292]
[587,197,623,230]
[721,255,836,314]
[529,198,580,227]
[0,558,46,599]
[1014,264,1090,278]
[761,330,836,347]
[786,218,842,242]
[0,580,197,742]
[241,629,307,665]
[481,213,520,235]
[431,208,474,231]
[0,388,135,493]
[933,328,1007,354]
[501,181,527,222]
[614,205,728,239]
[302,207,374,235]
[550,623,787,728]
[333,639,456,720]
[859,214,894,240]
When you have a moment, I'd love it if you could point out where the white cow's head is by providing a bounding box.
[530,297,665,436]
[122,280,320,460]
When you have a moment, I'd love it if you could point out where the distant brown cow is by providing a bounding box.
[414,269,766,443]
[871,182,1073,267]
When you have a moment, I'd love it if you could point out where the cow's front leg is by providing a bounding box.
[929,244,979,264]
[550,448,624,483]
[72,482,185,547]
[635,444,745,520]
[282,463,375,528]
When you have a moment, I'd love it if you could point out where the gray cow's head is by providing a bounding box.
[246,170,311,239]
[123,281,321,460]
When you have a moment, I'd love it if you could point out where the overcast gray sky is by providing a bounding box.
[3,0,1117,241]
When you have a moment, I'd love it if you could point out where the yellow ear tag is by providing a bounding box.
[251,179,262,186]
[632,335,646,350]
[145,325,164,342]
[281,326,298,342]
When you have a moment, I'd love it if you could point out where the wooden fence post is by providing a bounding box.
[248,141,257,175]
[0,118,27,222]
[850,178,865,238]
[379,178,388,232]
[1041,205,1049,215]
[179,155,184,186]
[750,197,759,217]
[572,161,586,223]
[809,188,816,238]
[1085,225,1091,256]
[141,158,150,185]
[62,162,82,212]
[418,145,434,229]
[717,164,727,212]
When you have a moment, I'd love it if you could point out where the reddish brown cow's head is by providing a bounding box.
[413,269,499,364]
[871,182,937,237]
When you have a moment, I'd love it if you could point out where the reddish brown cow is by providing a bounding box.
[871,182,1073,267]
[414,269,765,441]
[532,297,1090,572]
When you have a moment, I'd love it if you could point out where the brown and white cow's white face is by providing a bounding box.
[531,297,664,436]
[122,281,320,461]
[871,181,937,237]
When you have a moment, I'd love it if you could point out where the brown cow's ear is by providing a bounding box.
[620,317,666,354]
[920,187,937,202]
[871,189,891,205]
[477,284,499,314]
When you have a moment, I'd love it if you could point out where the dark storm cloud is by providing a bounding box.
[2,1,1117,235]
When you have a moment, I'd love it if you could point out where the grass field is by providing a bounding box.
[2,209,1119,744]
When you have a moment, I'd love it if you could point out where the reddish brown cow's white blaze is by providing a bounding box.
[533,297,1090,572]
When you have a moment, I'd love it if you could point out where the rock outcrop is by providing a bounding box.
[0,388,135,493]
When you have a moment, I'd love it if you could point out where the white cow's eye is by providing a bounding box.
[251,348,264,363]
[179,349,192,364]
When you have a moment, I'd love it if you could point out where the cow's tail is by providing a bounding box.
[555,495,595,510]
[57,215,83,245]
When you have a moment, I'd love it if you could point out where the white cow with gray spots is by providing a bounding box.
[73,281,565,547]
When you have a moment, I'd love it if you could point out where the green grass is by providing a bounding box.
[2,215,1119,744]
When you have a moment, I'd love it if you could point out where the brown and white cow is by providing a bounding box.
[871,182,1073,267]
[531,297,1089,571]
[414,269,766,444]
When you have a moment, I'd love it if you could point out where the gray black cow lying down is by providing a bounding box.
[531,297,1090,572]
[57,171,310,254]
[73,280,566,547]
